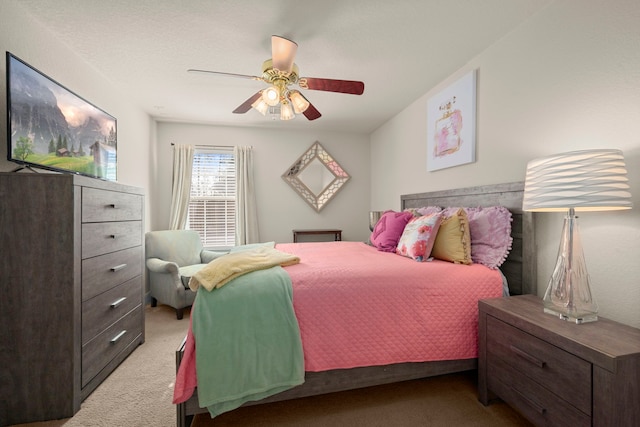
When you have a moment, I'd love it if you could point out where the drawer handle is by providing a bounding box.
[110,263,128,272]
[110,330,127,344]
[110,297,127,308]
[513,387,546,415]
[107,203,117,209]
[109,234,117,239]
[510,345,546,368]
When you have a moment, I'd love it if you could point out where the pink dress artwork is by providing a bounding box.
[434,96,463,157]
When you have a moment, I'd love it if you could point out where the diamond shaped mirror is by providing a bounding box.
[282,141,350,212]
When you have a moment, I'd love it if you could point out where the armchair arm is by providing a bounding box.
[146,257,179,274]
[200,250,229,264]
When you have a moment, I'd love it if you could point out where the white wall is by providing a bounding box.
[154,122,370,243]
[371,0,640,328]
[0,0,153,228]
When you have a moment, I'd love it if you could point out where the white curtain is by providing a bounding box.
[234,146,260,245]
[168,144,194,230]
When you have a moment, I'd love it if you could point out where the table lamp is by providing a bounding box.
[369,211,384,231]
[522,149,632,323]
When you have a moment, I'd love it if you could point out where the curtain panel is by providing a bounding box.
[234,146,260,245]
[168,144,194,230]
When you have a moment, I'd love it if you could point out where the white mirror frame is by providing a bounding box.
[282,141,350,212]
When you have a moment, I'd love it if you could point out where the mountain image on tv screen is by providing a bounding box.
[7,53,117,181]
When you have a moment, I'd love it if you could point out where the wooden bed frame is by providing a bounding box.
[175,181,536,426]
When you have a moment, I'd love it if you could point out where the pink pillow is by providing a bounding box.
[396,213,443,261]
[466,207,512,269]
[443,206,512,269]
[370,210,414,252]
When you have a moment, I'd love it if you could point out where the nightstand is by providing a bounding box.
[478,294,640,427]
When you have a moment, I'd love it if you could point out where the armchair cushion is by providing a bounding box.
[201,250,229,264]
[178,264,208,288]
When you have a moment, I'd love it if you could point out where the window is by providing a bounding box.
[186,149,235,249]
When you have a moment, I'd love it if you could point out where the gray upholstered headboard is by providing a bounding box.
[401,181,536,296]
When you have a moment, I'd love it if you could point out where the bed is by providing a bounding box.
[174,181,536,427]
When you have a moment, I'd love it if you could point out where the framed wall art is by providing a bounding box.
[427,69,476,172]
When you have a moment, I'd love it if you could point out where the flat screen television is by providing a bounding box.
[6,52,117,181]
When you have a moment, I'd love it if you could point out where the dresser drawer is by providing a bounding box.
[82,246,142,301]
[82,221,142,259]
[82,307,142,387]
[488,362,590,427]
[82,187,143,223]
[487,316,591,415]
[82,276,142,344]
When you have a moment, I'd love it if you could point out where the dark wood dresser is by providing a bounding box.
[479,295,640,426]
[0,173,145,426]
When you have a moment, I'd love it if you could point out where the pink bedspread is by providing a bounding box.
[280,241,503,370]
[174,241,503,404]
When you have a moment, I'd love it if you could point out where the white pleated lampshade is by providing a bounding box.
[523,149,632,212]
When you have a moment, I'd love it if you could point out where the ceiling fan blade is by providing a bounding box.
[303,102,322,121]
[188,69,263,81]
[233,92,262,114]
[271,35,298,74]
[299,77,364,95]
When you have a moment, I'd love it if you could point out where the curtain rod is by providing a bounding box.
[170,143,233,150]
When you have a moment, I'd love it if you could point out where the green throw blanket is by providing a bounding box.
[192,265,304,418]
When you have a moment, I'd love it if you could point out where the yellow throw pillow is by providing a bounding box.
[432,208,472,264]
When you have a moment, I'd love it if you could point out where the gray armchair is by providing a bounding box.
[145,230,227,319]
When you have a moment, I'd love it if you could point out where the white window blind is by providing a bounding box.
[186,150,236,248]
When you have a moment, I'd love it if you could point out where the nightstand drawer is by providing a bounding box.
[82,187,143,222]
[487,315,591,415]
[82,221,142,259]
[488,363,590,427]
[81,307,142,387]
[82,246,142,301]
[82,276,142,344]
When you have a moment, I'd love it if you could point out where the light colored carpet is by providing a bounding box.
[12,304,531,427]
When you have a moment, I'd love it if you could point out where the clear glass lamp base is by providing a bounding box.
[542,209,598,324]
[543,306,598,324]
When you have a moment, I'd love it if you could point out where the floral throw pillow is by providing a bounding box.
[396,213,443,261]
[404,206,443,218]
[370,210,414,252]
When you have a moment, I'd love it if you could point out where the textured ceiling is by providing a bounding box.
[15,0,552,134]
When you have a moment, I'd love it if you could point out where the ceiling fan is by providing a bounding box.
[188,35,365,121]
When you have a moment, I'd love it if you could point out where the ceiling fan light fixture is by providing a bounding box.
[289,91,310,114]
[262,86,280,106]
[280,100,295,121]
[251,96,269,115]
[203,35,365,121]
